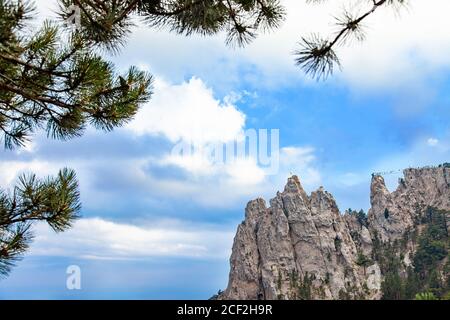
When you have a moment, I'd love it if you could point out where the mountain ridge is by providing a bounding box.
[219,165,450,300]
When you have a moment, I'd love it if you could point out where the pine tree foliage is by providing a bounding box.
[0,168,81,277]
[295,0,409,80]
[57,1,414,80]
[0,0,416,279]
[378,207,449,300]
[0,0,284,278]
[0,0,154,149]
[414,292,438,300]
[0,0,152,278]
[58,0,285,49]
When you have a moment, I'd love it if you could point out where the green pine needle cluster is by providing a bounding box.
[0,0,153,149]
[296,0,409,80]
[57,0,285,49]
[0,0,420,280]
[0,0,285,280]
[378,207,450,300]
[0,168,81,277]
[0,0,155,278]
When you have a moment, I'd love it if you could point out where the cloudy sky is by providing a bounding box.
[2,0,450,299]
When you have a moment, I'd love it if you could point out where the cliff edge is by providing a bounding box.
[220,165,450,300]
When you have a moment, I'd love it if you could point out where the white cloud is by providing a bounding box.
[237,0,450,89]
[34,0,450,91]
[377,135,450,170]
[124,75,271,196]
[335,0,450,89]
[136,158,270,207]
[0,160,55,188]
[279,146,321,187]
[10,3,330,209]
[30,218,234,260]
[338,134,450,193]
[100,145,320,208]
[225,158,267,186]
[336,172,367,188]
[427,138,439,147]
[34,0,450,98]
[121,75,324,204]
[127,77,246,145]
[280,147,315,169]
[162,152,266,186]
[162,151,218,176]
[124,0,450,91]
[0,157,109,211]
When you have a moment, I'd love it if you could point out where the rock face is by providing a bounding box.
[221,166,450,300]
[369,167,450,241]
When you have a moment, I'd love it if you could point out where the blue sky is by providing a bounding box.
[2,0,450,299]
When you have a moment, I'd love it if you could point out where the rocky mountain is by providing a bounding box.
[220,165,450,300]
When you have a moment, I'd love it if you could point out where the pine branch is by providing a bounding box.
[0,168,81,278]
[0,0,153,149]
[296,0,408,80]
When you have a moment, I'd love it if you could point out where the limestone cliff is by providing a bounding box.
[220,165,450,300]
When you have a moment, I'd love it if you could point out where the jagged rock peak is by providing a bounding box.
[368,165,450,241]
[283,175,310,202]
[221,165,450,300]
[370,174,389,195]
[244,198,267,224]
[222,174,381,300]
